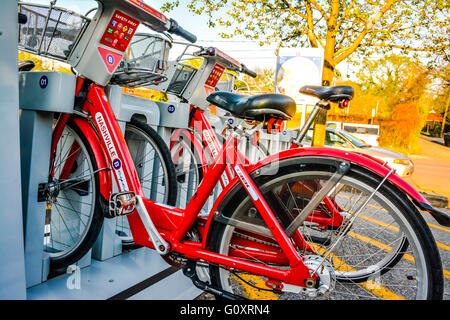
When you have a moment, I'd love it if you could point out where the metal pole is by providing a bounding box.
[0,0,27,299]
[440,93,450,138]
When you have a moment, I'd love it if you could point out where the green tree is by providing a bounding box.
[162,0,450,145]
[356,54,433,113]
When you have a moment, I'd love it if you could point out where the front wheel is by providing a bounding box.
[209,160,443,300]
[45,119,104,274]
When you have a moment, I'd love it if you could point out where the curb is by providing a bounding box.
[420,192,450,209]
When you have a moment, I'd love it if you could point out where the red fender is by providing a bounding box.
[201,147,450,247]
[72,117,112,201]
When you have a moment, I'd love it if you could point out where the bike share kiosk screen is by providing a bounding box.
[68,0,170,86]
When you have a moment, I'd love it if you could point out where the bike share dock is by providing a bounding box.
[0,0,200,300]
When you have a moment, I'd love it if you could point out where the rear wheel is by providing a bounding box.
[209,160,443,300]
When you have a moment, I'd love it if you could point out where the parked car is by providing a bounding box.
[291,127,414,177]
[326,122,380,147]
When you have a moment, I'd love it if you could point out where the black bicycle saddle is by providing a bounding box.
[299,85,354,102]
[207,92,296,121]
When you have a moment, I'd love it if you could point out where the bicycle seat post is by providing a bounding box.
[291,100,329,146]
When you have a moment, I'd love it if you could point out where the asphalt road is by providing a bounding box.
[405,136,450,299]
[406,136,450,197]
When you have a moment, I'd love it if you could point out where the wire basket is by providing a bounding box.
[18,2,90,62]
[166,62,199,95]
[111,33,172,88]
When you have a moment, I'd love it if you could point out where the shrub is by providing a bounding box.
[379,102,423,153]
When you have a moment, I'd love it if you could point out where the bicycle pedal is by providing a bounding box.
[109,191,136,217]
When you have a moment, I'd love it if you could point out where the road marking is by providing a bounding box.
[436,241,450,251]
[339,194,450,239]
[347,231,450,279]
[358,212,450,252]
[348,232,414,263]
[444,269,450,280]
[232,274,279,300]
[424,221,450,233]
[358,214,399,232]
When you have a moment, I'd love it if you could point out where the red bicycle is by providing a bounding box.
[20,0,448,300]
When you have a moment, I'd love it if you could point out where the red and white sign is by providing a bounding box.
[98,47,123,73]
[234,164,259,201]
[95,112,129,191]
[205,64,225,88]
[100,10,139,52]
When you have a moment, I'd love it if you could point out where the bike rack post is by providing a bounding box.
[0,0,27,299]
[18,71,93,287]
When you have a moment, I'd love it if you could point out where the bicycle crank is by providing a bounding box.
[135,195,170,255]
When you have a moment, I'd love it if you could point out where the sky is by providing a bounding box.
[21,0,353,79]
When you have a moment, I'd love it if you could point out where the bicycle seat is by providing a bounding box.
[207,92,296,121]
[18,60,35,72]
[299,85,354,102]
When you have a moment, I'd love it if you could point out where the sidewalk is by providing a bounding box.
[405,135,450,209]
[405,178,450,209]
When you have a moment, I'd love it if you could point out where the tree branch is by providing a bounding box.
[334,0,401,65]
[305,1,319,47]
[357,43,450,52]
[336,0,357,31]
[280,0,308,20]
[306,0,329,21]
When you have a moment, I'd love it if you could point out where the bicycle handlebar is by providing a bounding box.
[240,63,257,78]
[168,18,197,43]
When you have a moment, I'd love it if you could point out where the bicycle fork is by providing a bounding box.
[79,82,170,254]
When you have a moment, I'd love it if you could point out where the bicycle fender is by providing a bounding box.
[72,117,112,201]
[201,147,449,247]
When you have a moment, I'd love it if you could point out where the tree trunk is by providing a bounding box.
[311,52,335,147]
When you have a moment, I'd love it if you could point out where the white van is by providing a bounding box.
[327,122,380,146]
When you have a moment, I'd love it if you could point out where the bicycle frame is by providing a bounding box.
[51,77,318,288]
[171,106,345,230]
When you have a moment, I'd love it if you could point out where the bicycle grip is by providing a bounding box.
[169,18,197,43]
[241,63,257,78]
